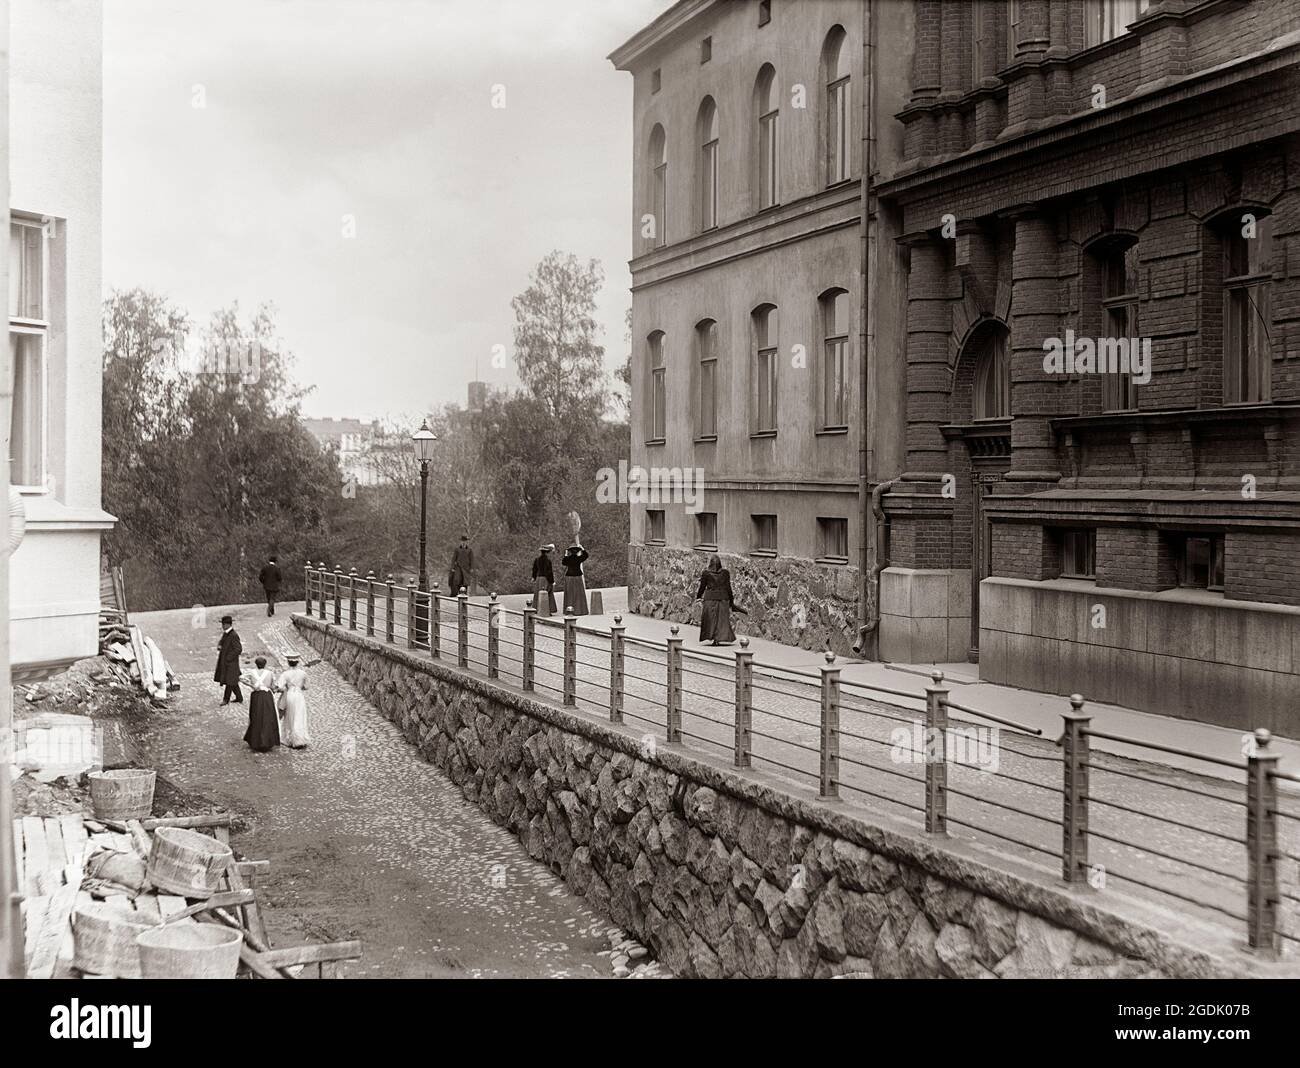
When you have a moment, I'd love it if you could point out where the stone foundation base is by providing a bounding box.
[879,567,971,663]
[629,544,861,655]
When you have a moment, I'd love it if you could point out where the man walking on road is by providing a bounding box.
[448,534,474,595]
[258,554,282,616]
[215,614,243,704]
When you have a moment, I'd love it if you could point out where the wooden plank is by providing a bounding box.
[125,820,152,858]
[155,890,253,927]
[235,860,270,876]
[22,895,49,967]
[103,894,132,916]
[28,884,77,979]
[212,826,230,846]
[13,819,25,897]
[60,812,89,859]
[140,814,232,831]
[224,864,269,948]
[133,894,162,924]
[157,895,188,920]
[43,816,67,868]
[22,816,49,898]
[255,941,362,968]
[62,864,83,887]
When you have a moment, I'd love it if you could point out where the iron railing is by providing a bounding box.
[303,563,1298,958]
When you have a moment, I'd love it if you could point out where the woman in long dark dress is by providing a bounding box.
[695,554,736,645]
[531,543,557,617]
[241,656,281,752]
[561,544,590,616]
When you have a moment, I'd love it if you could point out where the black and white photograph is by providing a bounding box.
[2,0,1300,1042]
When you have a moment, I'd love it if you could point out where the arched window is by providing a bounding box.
[695,319,718,438]
[1100,238,1140,411]
[698,98,719,232]
[647,331,666,441]
[819,288,849,428]
[648,124,667,248]
[973,324,1011,420]
[751,304,778,433]
[1084,0,1150,47]
[822,27,850,186]
[755,65,779,210]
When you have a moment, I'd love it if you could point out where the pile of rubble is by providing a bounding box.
[99,623,179,702]
[602,928,668,979]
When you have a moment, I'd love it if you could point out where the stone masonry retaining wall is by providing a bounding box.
[293,613,1285,979]
[629,544,861,656]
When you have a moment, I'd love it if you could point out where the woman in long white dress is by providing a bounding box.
[275,653,311,749]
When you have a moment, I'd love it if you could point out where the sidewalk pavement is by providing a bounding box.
[480,587,1300,785]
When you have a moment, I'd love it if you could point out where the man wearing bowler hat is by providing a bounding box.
[215,614,244,704]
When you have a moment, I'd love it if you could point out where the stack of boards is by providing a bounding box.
[103,624,175,701]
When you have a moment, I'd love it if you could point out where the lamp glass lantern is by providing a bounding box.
[411,420,438,464]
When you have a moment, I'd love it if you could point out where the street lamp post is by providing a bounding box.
[411,419,438,645]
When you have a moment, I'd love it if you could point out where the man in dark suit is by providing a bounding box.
[258,555,282,616]
[448,535,474,595]
[215,615,243,704]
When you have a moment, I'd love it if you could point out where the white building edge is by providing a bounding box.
[7,0,114,680]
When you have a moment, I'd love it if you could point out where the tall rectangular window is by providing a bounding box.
[972,0,989,82]
[751,514,777,554]
[817,517,849,562]
[1102,242,1140,411]
[826,74,850,185]
[759,109,779,209]
[752,305,777,434]
[820,290,849,429]
[1007,0,1020,64]
[648,332,667,441]
[1224,215,1273,404]
[10,217,47,489]
[696,320,718,439]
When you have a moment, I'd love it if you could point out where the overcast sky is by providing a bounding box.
[103,0,669,421]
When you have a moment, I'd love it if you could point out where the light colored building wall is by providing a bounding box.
[7,0,112,672]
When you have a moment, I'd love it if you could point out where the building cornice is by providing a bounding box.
[877,31,1300,202]
[608,0,718,70]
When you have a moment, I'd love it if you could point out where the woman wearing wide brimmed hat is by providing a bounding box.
[275,652,311,749]
[531,544,557,617]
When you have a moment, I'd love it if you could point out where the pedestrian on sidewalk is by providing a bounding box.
[275,652,311,749]
[258,554,282,616]
[695,554,737,646]
[241,656,281,752]
[531,543,557,617]
[215,615,243,704]
[448,533,474,595]
[561,542,590,616]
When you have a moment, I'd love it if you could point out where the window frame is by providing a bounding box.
[10,214,50,493]
[1083,0,1150,48]
[1101,240,1140,412]
[1177,533,1225,592]
[1059,528,1097,580]
[751,304,778,436]
[756,66,780,211]
[695,511,718,550]
[816,516,849,564]
[1222,213,1273,405]
[647,331,667,443]
[699,98,719,233]
[645,509,667,545]
[972,326,1011,421]
[695,318,718,441]
[819,288,849,431]
[751,513,778,556]
[649,124,667,250]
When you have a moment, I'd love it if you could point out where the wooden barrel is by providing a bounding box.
[146,827,232,898]
[87,769,156,822]
[73,903,153,978]
[136,923,242,979]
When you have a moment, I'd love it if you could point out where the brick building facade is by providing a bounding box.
[875,0,1300,728]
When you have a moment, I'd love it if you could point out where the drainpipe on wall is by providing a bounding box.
[854,0,878,657]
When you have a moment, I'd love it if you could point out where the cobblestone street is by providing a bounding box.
[128,604,614,978]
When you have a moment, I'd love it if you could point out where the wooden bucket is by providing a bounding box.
[146,827,232,898]
[73,903,153,978]
[136,922,243,979]
[88,769,156,822]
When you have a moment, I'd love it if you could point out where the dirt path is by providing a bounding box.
[128,602,612,978]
